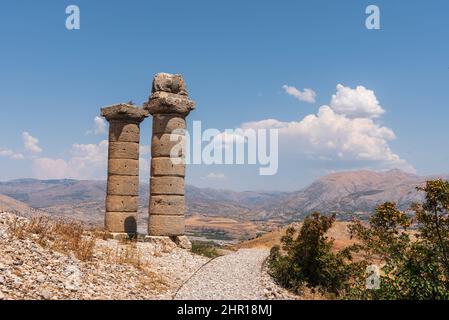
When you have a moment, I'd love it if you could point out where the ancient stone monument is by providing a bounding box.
[100,73,194,246]
[101,104,149,235]
[144,73,195,236]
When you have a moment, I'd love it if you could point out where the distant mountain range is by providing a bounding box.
[188,169,448,222]
[0,169,447,226]
[271,169,446,220]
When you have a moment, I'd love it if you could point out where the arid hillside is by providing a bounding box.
[239,221,354,252]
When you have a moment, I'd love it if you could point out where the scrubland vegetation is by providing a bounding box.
[268,179,449,300]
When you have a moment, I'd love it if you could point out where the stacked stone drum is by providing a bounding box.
[101,104,149,234]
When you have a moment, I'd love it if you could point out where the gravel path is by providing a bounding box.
[174,249,272,300]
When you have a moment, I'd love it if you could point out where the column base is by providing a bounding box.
[101,233,191,250]
[171,235,192,250]
[144,235,192,250]
[104,232,137,241]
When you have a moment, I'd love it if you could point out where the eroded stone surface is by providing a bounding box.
[150,176,185,196]
[151,158,185,177]
[149,195,185,215]
[172,235,192,250]
[145,74,195,116]
[108,142,140,160]
[106,195,138,212]
[101,104,149,122]
[145,92,195,116]
[151,73,188,96]
[152,115,186,134]
[108,159,139,176]
[148,215,185,236]
[151,134,185,158]
[109,122,140,142]
[107,176,139,196]
[105,212,137,233]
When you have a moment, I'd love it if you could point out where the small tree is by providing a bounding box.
[413,179,449,279]
[268,212,358,295]
[348,180,449,299]
[269,179,449,299]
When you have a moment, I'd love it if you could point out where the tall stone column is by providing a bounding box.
[145,73,195,236]
[101,104,149,235]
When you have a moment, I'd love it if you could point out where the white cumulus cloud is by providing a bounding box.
[283,85,316,103]
[216,84,413,173]
[243,106,407,165]
[329,84,385,119]
[22,132,42,153]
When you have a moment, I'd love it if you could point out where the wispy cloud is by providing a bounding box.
[282,85,316,103]
[86,116,107,135]
[0,148,24,160]
[32,140,108,180]
[202,172,227,180]
[22,132,42,153]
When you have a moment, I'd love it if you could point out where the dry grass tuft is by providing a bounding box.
[104,243,169,291]
[115,243,143,268]
[8,215,96,261]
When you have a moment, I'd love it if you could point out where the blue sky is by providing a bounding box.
[0,0,448,191]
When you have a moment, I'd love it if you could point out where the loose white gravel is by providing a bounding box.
[174,249,295,300]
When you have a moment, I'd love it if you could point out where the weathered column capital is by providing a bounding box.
[101,103,149,123]
[144,73,195,117]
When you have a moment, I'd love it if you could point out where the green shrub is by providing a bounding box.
[191,241,220,258]
[269,179,449,300]
[268,212,360,295]
[347,180,449,300]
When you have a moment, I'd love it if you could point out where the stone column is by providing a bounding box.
[145,73,195,236]
[101,104,149,235]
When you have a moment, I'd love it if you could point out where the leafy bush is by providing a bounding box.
[269,179,449,300]
[268,212,361,295]
[347,180,449,299]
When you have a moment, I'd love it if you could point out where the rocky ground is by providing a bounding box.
[0,211,296,300]
[0,211,207,300]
